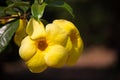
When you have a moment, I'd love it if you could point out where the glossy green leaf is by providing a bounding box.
[46,1,74,17]
[31,2,47,20]
[0,20,19,53]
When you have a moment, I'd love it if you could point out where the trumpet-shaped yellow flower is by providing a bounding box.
[53,20,83,66]
[19,18,83,73]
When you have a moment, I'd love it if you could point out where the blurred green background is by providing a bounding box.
[0,0,120,80]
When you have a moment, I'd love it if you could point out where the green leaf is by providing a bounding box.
[4,8,18,15]
[6,0,14,5]
[4,2,30,15]
[46,1,74,17]
[18,5,29,13]
[31,2,47,20]
[0,20,19,53]
[0,7,6,17]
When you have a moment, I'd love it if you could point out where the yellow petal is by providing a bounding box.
[66,41,83,66]
[26,18,46,39]
[46,23,68,46]
[53,19,80,46]
[26,50,47,73]
[53,19,79,33]
[65,36,83,66]
[19,36,37,61]
[14,19,27,46]
[65,37,72,52]
[44,45,68,68]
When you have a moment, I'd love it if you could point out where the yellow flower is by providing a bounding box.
[19,18,83,73]
[53,20,83,66]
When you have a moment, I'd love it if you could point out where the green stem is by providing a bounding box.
[34,0,38,3]
[34,0,44,4]
[39,0,44,4]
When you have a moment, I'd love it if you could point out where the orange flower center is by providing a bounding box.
[38,39,48,51]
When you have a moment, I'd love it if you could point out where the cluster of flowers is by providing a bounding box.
[14,18,83,73]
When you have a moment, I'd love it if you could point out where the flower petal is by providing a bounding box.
[53,19,79,35]
[26,18,46,39]
[44,45,68,68]
[26,50,47,73]
[19,36,37,61]
[14,19,27,46]
[66,41,83,66]
[53,19,81,47]
[46,23,68,46]
[65,37,72,52]
[65,36,83,66]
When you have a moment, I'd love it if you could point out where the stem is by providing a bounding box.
[34,0,44,4]
[34,0,38,3]
[38,0,44,5]
[39,0,44,4]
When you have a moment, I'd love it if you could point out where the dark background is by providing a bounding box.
[0,0,120,80]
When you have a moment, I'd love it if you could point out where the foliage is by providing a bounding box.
[0,20,19,53]
[0,0,74,53]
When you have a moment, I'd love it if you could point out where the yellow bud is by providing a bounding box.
[14,19,27,46]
